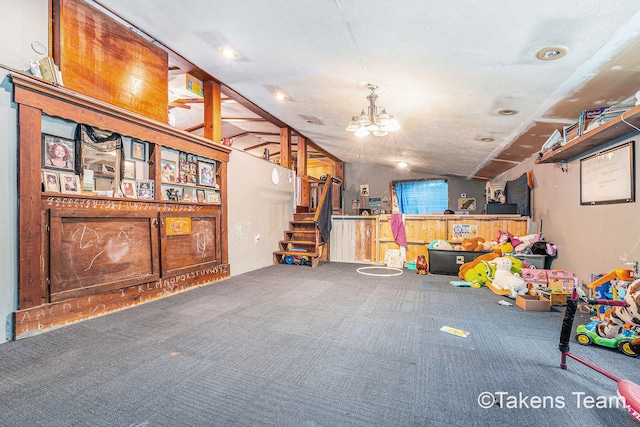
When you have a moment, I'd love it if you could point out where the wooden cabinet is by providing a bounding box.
[159,210,222,276]
[536,103,640,164]
[12,73,230,339]
[48,207,161,302]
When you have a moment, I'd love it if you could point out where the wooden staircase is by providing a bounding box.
[273,213,324,268]
[273,174,341,268]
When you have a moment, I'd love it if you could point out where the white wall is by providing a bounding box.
[0,0,49,343]
[496,133,640,283]
[226,149,295,275]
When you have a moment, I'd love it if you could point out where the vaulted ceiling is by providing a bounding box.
[92,0,640,180]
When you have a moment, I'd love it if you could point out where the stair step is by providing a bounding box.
[280,240,317,245]
[273,250,320,257]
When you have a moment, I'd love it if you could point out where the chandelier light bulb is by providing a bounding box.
[346,117,359,131]
[355,127,370,137]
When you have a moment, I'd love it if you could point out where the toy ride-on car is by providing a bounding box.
[575,320,639,357]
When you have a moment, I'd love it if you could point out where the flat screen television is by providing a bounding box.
[485,203,518,214]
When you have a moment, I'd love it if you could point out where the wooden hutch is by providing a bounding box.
[12,73,230,339]
[12,0,231,338]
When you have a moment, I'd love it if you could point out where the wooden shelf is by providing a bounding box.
[535,103,640,164]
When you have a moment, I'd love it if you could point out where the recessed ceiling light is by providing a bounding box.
[220,47,238,59]
[275,92,287,101]
[498,108,518,116]
[536,46,567,61]
[480,137,494,142]
[306,119,319,125]
[398,161,408,168]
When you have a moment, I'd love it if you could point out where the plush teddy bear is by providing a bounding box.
[461,237,485,251]
[489,257,528,298]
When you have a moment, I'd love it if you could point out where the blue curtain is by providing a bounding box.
[395,180,448,214]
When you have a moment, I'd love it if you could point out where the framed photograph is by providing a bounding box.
[132,140,146,161]
[59,173,81,194]
[161,159,177,183]
[136,179,154,200]
[165,187,182,201]
[42,134,75,171]
[205,191,220,204]
[196,188,205,203]
[121,179,137,198]
[198,161,216,187]
[182,187,196,203]
[42,171,60,193]
[177,151,197,185]
[124,160,136,179]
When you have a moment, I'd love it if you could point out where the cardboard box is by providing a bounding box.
[516,294,551,311]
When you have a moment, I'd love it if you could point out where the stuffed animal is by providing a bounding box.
[463,260,495,287]
[488,257,527,298]
[461,237,485,251]
[494,241,514,256]
[596,279,640,354]
[494,230,515,255]
[513,233,540,253]
[416,254,428,275]
[458,252,499,283]
[428,239,453,250]
[481,240,498,252]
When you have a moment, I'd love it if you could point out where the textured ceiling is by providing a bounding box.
[92,0,640,180]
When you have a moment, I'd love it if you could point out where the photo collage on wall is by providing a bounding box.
[177,151,198,185]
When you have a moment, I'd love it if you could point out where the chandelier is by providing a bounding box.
[346,83,400,137]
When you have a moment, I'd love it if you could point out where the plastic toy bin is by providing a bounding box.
[427,249,489,275]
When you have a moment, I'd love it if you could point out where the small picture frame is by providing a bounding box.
[42,134,75,171]
[42,171,60,193]
[196,188,205,203]
[206,191,221,204]
[132,140,146,161]
[161,159,177,183]
[165,187,182,201]
[124,160,136,179]
[121,179,137,198]
[136,179,154,200]
[59,173,81,194]
[198,161,216,187]
[182,187,196,203]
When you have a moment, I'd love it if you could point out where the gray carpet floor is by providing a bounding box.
[0,262,638,426]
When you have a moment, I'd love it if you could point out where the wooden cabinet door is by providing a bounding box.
[159,210,222,277]
[49,209,160,301]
